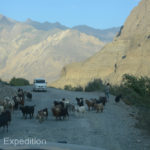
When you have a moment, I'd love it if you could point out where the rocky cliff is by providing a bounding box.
[51,0,150,88]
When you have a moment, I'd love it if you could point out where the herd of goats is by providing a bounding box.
[0,88,122,132]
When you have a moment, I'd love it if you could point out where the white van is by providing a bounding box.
[33,78,47,92]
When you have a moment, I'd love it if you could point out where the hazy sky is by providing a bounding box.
[0,0,141,29]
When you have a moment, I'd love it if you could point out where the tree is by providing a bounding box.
[9,77,30,86]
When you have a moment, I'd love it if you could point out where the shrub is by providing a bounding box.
[122,74,150,97]
[64,85,84,91]
[111,74,150,133]
[85,79,104,92]
[73,86,84,92]
[64,85,73,91]
[9,77,30,86]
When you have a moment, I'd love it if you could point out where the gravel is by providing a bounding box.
[0,85,150,150]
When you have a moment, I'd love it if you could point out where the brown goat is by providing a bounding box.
[85,100,94,111]
[94,103,104,113]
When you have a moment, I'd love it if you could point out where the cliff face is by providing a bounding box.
[51,0,150,88]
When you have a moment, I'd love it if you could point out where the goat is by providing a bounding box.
[67,103,75,113]
[62,98,70,109]
[54,101,64,108]
[85,100,94,111]
[0,110,11,132]
[51,106,69,120]
[20,105,35,119]
[75,106,86,115]
[24,91,32,101]
[0,105,4,115]
[76,97,84,106]
[115,94,122,103]
[3,97,15,112]
[99,96,107,106]
[36,108,48,123]
[94,103,104,113]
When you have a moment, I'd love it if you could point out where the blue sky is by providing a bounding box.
[0,0,141,29]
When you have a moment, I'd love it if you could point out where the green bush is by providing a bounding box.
[85,79,104,92]
[9,77,30,86]
[64,85,73,91]
[110,85,141,106]
[73,86,84,92]
[64,85,83,91]
[111,74,150,133]
[122,74,150,97]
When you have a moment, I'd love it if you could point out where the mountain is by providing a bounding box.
[25,18,68,30]
[51,0,150,89]
[24,18,120,42]
[0,14,16,25]
[0,15,105,84]
[72,25,120,42]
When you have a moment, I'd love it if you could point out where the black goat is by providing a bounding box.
[25,92,32,101]
[99,97,107,106]
[54,101,64,108]
[115,94,122,103]
[0,110,11,132]
[76,97,84,106]
[20,105,35,119]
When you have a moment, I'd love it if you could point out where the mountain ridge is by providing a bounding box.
[0,16,106,84]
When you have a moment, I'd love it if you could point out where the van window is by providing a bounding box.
[35,80,45,83]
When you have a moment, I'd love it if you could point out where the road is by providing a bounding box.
[0,86,150,150]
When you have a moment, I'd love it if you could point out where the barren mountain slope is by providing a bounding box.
[51,0,150,88]
[0,16,105,83]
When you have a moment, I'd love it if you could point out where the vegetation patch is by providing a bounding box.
[9,77,30,86]
[84,79,105,92]
[111,74,150,133]
[64,85,83,91]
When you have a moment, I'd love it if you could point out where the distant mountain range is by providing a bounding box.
[51,0,150,89]
[1,14,119,84]
[25,18,120,42]
[72,25,120,42]
[25,18,68,31]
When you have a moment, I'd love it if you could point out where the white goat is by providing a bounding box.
[75,105,86,117]
[3,96,15,112]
